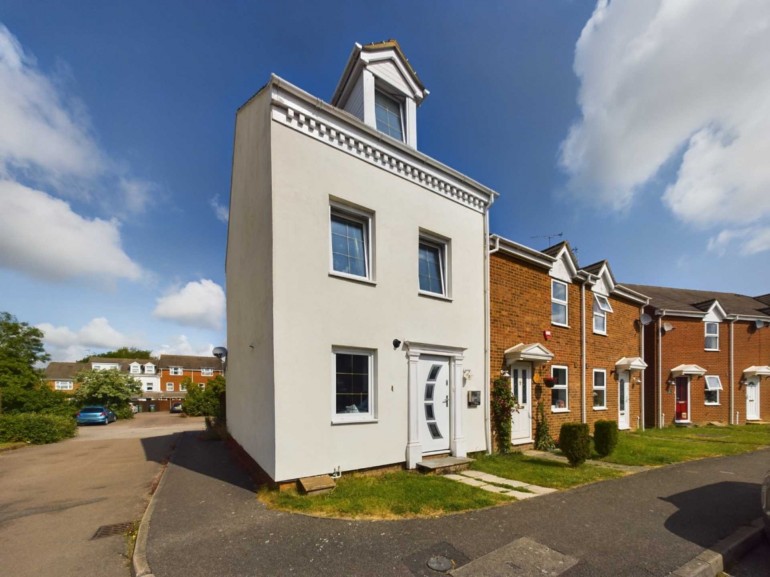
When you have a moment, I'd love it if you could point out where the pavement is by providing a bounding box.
[139,436,770,577]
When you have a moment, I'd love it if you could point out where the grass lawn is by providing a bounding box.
[0,441,27,453]
[600,424,770,466]
[258,471,511,519]
[471,453,625,489]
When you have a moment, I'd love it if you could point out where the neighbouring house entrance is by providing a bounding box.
[510,363,532,444]
[418,356,451,454]
[618,371,630,430]
[746,377,760,421]
[675,376,690,422]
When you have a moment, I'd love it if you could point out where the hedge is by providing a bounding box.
[559,422,591,466]
[0,413,77,444]
[594,419,619,457]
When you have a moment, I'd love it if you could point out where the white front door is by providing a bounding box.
[746,377,760,420]
[618,371,630,430]
[419,356,450,453]
[510,363,532,444]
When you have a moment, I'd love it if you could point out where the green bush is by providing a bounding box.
[559,423,591,467]
[183,375,226,418]
[111,405,134,420]
[593,419,619,457]
[490,371,515,453]
[534,401,555,451]
[0,413,77,444]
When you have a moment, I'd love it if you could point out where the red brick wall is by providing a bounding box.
[158,369,223,394]
[731,322,770,423]
[490,251,643,446]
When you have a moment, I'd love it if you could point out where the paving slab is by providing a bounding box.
[450,537,578,577]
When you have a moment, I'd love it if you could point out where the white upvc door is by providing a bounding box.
[510,363,532,444]
[746,377,760,421]
[618,371,630,430]
[418,356,451,453]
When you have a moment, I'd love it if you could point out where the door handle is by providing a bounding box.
[444,395,449,406]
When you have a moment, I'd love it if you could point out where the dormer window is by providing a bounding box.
[374,90,403,141]
[130,363,141,374]
[144,363,155,375]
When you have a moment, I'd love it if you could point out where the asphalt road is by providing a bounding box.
[0,413,204,577]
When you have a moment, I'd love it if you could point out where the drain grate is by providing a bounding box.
[91,522,134,540]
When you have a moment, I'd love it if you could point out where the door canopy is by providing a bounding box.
[615,357,647,371]
[671,364,706,377]
[743,366,770,378]
[504,343,554,366]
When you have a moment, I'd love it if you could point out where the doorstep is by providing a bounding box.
[417,456,473,475]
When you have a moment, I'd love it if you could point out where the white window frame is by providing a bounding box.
[130,363,141,374]
[329,202,374,282]
[374,88,405,142]
[704,322,719,351]
[593,294,613,335]
[201,368,214,377]
[331,347,376,424]
[144,364,155,374]
[166,382,174,392]
[551,280,568,327]
[551,365,569,412]
[169,367,183,376]
[145,382,153,392]
[704,375,722,405]
[54,380,73,391]
[592,369,607,409]
[418,232,450,299]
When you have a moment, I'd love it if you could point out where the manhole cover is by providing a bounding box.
[427,555,454,572]
[91,522,134,540]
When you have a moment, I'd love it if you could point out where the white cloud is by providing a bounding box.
[0,180,143,282]
[708,226,770,256]
[119,177,156,214]
[152,335,216,358]
[210,195,229,223]
[153,279,225,330]
[560,0,770,254]
[38,317,144,361]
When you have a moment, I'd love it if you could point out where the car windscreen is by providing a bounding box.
[80,407,104,413]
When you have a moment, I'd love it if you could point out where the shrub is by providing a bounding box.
[534,401,555,451]
[490,371,515,453]
[559,423,591,467]
[183,375,226,418]
[593,420,619,457]
[0,413,77,444]
[111,405,135,420]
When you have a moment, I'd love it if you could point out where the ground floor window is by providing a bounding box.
[592,369,606,409]
[551,366,568,411]
[54,381,73,390]
[704,375,722,405]
[332,348,375,423]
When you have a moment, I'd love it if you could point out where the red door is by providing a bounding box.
[675,377,689,421]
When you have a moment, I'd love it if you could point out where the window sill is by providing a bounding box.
[704,349,719,352]
[704,403,720,406]
[593,331,607,337]
[329,271,377,286]
[551,408,570,414]
[331,417,378,425]
[551,322,570,329]
[418,291,452,302]
[593,407,607,411]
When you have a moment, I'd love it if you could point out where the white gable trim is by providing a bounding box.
[361,49,424,100]
[743,365,770,377]
[615,357,648,371]
[703,301,727,323]
[549,246,577,283]
[671,364,707,377]
[504,342,554,365]
[590,265,615,296]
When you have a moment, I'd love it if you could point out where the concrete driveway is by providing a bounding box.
[0,413,204,577]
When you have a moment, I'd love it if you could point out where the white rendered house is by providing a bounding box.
[226,41,498,483]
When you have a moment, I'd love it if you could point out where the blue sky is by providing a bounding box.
[2,1,769,361]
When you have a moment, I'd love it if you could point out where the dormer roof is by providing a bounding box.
[545,241,580,283]
[624,285,770,320]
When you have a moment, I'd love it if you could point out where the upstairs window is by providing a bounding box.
[374,90,404,141]
[704,375,722,405]
[330,205,372,280]
[593,295,613,335]
[170,367,183,376]
[130,364,141,374]
[144,364,155,374]
[551,281,568,326]
[704,322,719,351]
[166,382,174,392]
[418,236,448,297]
[201,368,214,377]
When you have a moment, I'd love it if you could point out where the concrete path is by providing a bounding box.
[0,413,204,577]
[144,434,769,577]
[445,470,556,499]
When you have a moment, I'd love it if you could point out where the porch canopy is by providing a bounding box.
[671,364,706,377]
[743,365,770,378]
[615,357,647,371]
[504,342,554,366]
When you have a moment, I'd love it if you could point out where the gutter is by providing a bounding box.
[484,217,498,455]
[657,311,665,428]
[730,319,736,424]
[640,304,645,431]
[581,281,587,424]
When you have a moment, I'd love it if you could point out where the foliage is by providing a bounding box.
[73,369,141,412]
[490,371,515,454]
[534,400,555,451]
[259,471,509,519]
[0,312,49,391]
[593,420,619,457]
[559,423,591,467]
[183,375,226,418]
[77,347,155,363]
[0,384,77,417]
[0,413,77,444]
[112,405,135,420]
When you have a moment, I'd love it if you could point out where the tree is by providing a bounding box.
[183,375,226,417]
[77,347,155,363]
[73,369,141,408]
[0,312,49,390]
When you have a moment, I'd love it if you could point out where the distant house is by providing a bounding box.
[624,285,770,427]
[43,362,88,392]
[490,235,649,446]
[157,355,224,396]
[226,40,497,484]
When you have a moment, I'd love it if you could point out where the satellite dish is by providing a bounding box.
[212,346,228,360]
[755,320,766,329]
[640,313,653,326]
[662,322,674,333]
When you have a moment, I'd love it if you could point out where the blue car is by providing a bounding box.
[76,406,117,425]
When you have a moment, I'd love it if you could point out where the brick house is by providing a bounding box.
[625,285,770,427]
[157,355,224,398]
[490,235,649,447]
[44,362,87,392]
